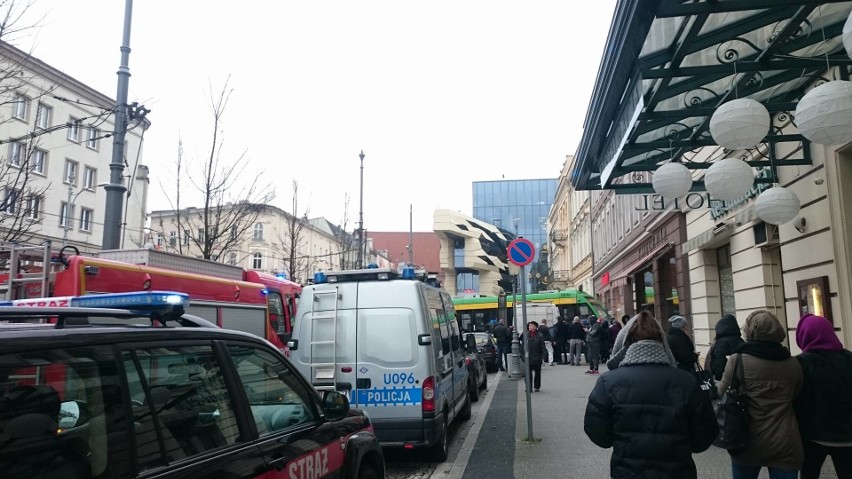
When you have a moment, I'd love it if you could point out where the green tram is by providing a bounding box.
[452,289,611,332]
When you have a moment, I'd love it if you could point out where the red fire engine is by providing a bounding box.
[0,243,301,351]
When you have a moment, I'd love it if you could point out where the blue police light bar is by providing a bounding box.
[70,291,190,310]
[313,272,328,284]
[401,267,416,280]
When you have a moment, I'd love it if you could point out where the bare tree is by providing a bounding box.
[277,180,310,282]
[334,193,357,270]
[157,78,274,261]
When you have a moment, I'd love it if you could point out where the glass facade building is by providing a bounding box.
[472,179,558,290]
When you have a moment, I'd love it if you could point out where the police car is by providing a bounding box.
[0,291,384,479]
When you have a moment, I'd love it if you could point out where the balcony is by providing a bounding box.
[549,229,569,244]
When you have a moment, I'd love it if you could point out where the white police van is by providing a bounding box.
[288,267,471,461]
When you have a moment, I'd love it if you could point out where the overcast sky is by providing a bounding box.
[16,1,616,232]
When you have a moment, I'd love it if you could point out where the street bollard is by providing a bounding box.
[508,329,522,379]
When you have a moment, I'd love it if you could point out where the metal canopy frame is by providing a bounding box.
[571,0,852,193]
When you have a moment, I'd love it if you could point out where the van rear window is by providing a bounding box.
[357,309,416,366]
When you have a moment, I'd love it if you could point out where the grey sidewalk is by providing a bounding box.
[469,360,837,478]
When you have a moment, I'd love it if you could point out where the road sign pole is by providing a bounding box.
[520,263,534,441]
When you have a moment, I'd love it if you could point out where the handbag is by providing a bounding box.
[694,361,718,402]
[713,353,749,451]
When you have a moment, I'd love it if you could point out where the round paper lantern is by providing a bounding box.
[652,162,693,199]
[795,81,852,145]
[844,10,852,60]
[704,158,754,201]
[755,187,800,225]
[709,98,771,149]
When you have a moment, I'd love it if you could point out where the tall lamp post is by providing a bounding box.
[357,150,365,269]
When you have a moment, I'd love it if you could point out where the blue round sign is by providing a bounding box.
[507,238,535,267]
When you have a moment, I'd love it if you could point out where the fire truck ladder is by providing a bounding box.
[309,287,341,393]
[1,241,54,301]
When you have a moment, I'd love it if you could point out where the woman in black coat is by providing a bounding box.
[584,311,718,479]
[708,313,744,380]
[666,315,698,372]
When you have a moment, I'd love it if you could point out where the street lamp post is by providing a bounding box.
[357,150,365,269]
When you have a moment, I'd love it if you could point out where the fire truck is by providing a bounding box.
[0,242,301,351]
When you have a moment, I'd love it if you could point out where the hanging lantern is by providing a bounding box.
[704,158,754,201]
[844,10,852,60]
[755,187,800,225]
[709,98,771,150]
[652,162,693,199]
[795,81,852,145]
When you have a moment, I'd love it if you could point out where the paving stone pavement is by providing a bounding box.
[496,360,839,479]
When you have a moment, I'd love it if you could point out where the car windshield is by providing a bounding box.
[472,334,490,346]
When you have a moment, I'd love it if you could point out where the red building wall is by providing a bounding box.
[368,232,443,281]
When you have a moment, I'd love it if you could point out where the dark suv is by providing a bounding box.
[0,292,385,479]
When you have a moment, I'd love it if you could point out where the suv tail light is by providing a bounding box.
[422,376,435,413]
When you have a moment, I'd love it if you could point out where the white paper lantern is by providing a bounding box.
[709,98,771,149]
[844,10,852,60]
[795,81,852,145]
[755,187,800,225]
[652,162,693,199]
[704,158,754,201]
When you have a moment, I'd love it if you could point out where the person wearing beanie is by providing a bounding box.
[666,315,698,373]
[794,313,852,479]
[520,321,547,391]
[718,309,803,478]
[708,313,744,380]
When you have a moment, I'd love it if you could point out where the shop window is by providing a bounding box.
[797,276,832,324]
[717,245,736,316]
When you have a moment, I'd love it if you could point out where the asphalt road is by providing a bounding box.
[385,371,497,479]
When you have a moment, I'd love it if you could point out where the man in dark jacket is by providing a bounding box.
[584,313,718,479]
[666,315,698,372]
[708,313,744,380]
[567,316,586,366]
[521,321,547,391]
[555,317,570,364]
[492,319,511,372]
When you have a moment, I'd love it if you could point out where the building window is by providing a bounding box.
[79,208,93,232]
[230,225,238,241]
[83,167,96,190]
[64,159,78,184]
[12,93,28,121]
[67,117,80,142]
[8,142,25,167]
[35,102,51,130]
[253,223,264,241]
[32,149,46,175]
[169,231,177,246]
[456,272,480,293]
[2,189,19,214]
[86,127,99,150]
[716,245,736,316]
[228,252,237,266]
[155,234,164,247]
[24,195,41,220]
[60,202,73,227]
[453,238,465,267]
[197,229,205,242]
[252,252,263,269]
[183,230,190,245]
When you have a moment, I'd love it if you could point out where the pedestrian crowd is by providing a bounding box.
[571,309,852,479]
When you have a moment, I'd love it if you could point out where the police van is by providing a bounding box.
[288,267,472,461]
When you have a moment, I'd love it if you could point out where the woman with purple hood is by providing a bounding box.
[794,313,852,479]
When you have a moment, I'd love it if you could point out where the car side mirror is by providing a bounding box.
[322,390,350,421]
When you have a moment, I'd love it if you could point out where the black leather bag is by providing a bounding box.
[713,353,749,451]
[695,362,718,402]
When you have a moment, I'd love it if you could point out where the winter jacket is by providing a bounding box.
[538,324,553,341]
[555,320,570,342]
[709,314,744,380]
[795,349,852,443]
[794,314,852,444]
[521,332,547,366]
[667,328,698,373]
[493,324,511,345]
[609,322,622,340]
[717,311,803,470]
[586,322,604,343]
[584,340,718,479]
[567,322,586,341]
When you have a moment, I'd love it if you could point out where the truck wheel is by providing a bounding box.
[459,390,472,421]
[428,414,449,462]
[358,464,379,479]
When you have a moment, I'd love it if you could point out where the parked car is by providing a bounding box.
[472,332,499,372]
[464,334,488,402]
[0,291,385,479]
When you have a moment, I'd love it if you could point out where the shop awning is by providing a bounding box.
[605,241,676,286]
[571,0,852,193]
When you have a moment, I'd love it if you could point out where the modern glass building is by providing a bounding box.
[472,179,558,291]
